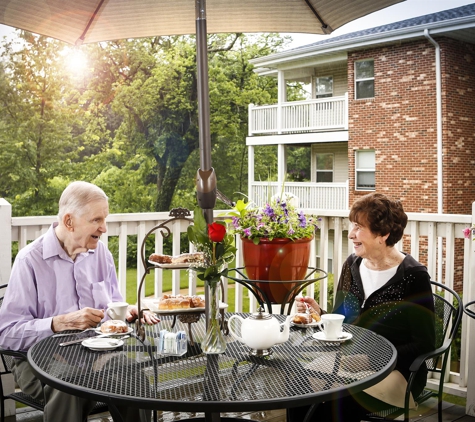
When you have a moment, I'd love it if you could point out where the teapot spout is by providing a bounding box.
[276,315,293,344]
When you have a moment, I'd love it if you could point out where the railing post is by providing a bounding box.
[0,199,12,285]
[248,103,253,136]
[466,202,475,416]
[0,199,14,417]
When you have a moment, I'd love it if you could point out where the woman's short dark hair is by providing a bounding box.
[349,193,408,247]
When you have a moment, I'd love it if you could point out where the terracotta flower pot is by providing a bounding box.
[241,236,313,304]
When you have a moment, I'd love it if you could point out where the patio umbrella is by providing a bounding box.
[0,0,404,220]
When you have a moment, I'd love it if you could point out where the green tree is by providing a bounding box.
[0,31,85,215]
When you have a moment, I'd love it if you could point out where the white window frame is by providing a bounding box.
[355,150,375,191]
[354,60,374,99]
[316,153,334,183]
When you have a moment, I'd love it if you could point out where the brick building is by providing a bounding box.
[246,4,475,216]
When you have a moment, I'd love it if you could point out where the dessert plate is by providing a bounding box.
[95,327,133,336]
[312,331,353,343]
[291,320,322,328]
[82,338,124,351]
[148,260,191,269]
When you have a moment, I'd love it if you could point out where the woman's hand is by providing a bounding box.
[295,296,322,315]
[126,305,160,325]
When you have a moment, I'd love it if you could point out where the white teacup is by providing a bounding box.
[106,302,129,321]
[320,314,345,340]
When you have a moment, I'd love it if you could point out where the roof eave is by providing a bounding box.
[250,15,475,70]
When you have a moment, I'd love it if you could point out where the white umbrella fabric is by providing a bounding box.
[0,0,405,217]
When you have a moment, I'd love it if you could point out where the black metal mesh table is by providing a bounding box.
[28,314,396,422]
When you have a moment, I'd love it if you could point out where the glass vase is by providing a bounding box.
[201,281,226,354]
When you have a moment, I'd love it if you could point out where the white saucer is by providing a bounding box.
[95,327,133,336]
[291,321,322,328]
[82,338,124,351]
[312,331,353,343]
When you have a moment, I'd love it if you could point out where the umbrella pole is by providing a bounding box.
[196,0,215,329]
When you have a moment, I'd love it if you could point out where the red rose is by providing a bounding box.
[208,223,226,242]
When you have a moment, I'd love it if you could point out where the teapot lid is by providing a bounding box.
[250,305,272,320]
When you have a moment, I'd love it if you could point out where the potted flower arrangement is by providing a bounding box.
[226,193,319,304]
[187,207,236,354]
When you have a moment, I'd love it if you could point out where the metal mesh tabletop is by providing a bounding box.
[28,314,396,415]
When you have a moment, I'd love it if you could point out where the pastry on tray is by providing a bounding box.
[149,252,205,265]
[157,294,205,310]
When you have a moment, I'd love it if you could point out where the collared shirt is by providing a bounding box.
[0,223,123,351]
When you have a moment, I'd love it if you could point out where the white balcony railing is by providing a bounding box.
[248,94,348,136]
[1,199,475,412]
[249,181,349,210]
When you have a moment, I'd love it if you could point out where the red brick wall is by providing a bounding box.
[347,40,438,212]
[439,38,475,215]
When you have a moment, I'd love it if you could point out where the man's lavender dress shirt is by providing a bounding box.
[0,223,123,352]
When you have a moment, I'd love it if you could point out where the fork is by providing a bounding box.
[52,327,97,338]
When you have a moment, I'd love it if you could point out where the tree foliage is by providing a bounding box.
[0,31,288,216]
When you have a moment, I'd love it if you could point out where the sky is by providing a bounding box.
[0,0,473,45]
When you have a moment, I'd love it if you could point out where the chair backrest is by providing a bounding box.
[464,300,475,320]
[426,280,463,373]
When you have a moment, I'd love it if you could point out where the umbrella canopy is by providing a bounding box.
[0,0,404,44]
[0,0,405,215]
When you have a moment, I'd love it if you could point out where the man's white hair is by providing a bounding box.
[58,181,108,220]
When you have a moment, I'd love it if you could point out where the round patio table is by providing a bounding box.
[28,314,396,422]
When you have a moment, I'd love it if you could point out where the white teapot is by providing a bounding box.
[228,306,293,356]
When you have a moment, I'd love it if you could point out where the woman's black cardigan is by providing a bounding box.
[333,253,436,397]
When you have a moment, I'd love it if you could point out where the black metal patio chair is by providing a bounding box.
[464,299,475,320]
[364,280,463,422]
[0,284,108,422]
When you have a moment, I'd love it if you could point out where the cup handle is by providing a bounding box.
[106,308,116,319]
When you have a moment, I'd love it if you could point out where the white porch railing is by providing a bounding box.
[1,199,475,415]
[249,181,349,210]
[248,93,348,136]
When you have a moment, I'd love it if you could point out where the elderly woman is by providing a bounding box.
[291,192,436,422]
[0,181,158,422]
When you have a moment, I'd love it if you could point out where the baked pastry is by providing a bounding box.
[100,319,128,333]
[171,252,205,264]
[190,295,205,308]
[310,311,321,322]
[292,313,312,325]
[157,294,205,310]
[149,253,172,264]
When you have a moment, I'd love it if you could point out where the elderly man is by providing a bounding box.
[0,181,158,422]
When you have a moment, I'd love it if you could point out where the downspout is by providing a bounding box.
[424,29,443,286]
[424,29,443,214]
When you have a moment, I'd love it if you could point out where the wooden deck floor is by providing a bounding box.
[7,399,475,422]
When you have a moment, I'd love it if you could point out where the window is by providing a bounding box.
[355,150,375,190]
[316,153,334,183]
[355,60,374,99]
[315,76,333,98]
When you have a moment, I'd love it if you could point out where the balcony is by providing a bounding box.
[1,198,475,416]
[248,94,348,136]
[249,181,349,210]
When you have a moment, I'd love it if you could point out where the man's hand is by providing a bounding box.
[127,305,160,325]
[51,307,104,333]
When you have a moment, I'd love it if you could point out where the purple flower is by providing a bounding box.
[263,204,275,219]
[298,211,307,228]
[232,216,240,228]
[243,228,252,237]
[287,228,295,235]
